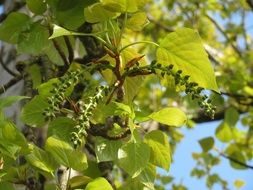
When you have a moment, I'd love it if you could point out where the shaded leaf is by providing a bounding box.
[25,144,58,175]
[21,96,49,127]
[0,96,28,110]
[215,122,233,142]
[139,164,156,190]
[118,141,150,177]
[198,137,214,152]
[144,130,171,170]
[84,3,120,23]
[95,137,122,162]
[18,23,50,54]
[26,0,47,15]
[48,117,76,143]
[0,12,30,44]
[45,136,88,171]
[225,107,239,127]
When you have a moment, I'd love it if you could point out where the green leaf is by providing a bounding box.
[0,120,28,158]
[234,179,245,189]
[68,176,92,190]
[123,77,144,104]
[139,164,156,190]
[48,117,76,143]
[84,3,120,23]
[118,141,150,177]
[0,182,15,190]
[229,152,247,170]
[18,23,50,54]
[48,0,95,30]
[85,177,113,190]
[21,96,49,127]
[25,145,58,176]
[215,122,233,142]
[148,107,187,127]
[156,28,219,92]
[100,0,140,12]
[144,130,171,170]
[225,107,239,127]
[198,137,214,152]
[83,161,102,178]
[26,0,47,15]
[0,96,28,110]
[95,137,122,162]
[0,12,31,44]
[191,168,206,178]
[45,136,88,171]
[126,12,149,31]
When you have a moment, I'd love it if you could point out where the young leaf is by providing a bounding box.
[0,12,31,44]
[215,122,233,142]
[118,141,150,177]
[85,177,113,190]
[100,0,140,13]
[126,12,149,31]
[198,137,214,152]
[234,179,245,189]
[68,176,92,190]
[224,107,239,127]
[95,137,122,162]
[48,24,86,39]
[144,130,171,170]
[45,136,88,171]
[25,144,58,175]
[26,0,47,15]
[21,96,49,127]
[148,107,187,127]
[84,3,120,23]
[156,28,219,92]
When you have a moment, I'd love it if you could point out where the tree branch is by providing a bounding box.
[63,36,74,63]
[205,14,242,58]
[220,152,253,169]
[0,1,25,23]
[246,0,253,11]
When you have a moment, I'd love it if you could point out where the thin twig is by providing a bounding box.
[52,39,69,66]
[205,14,242,58]
[220,152,253,169]
[0,75,23,94]
[0,48,19,77]
[64,36,74,63]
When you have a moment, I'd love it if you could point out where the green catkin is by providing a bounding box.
[71,86,109,148]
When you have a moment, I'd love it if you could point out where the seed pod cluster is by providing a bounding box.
[126,60,216,118]
[152,61,216,118]
[71,85,109,148]
[43,70,83,120]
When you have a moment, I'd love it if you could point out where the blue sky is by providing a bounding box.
[168,121,253,190]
